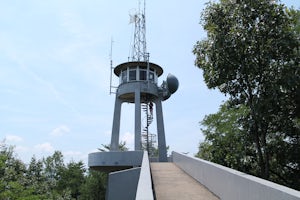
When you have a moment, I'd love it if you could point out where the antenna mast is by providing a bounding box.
[109,37,117,94]
[130,0,147,61]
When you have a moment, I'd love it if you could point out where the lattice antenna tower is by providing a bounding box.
[130,0,147,61]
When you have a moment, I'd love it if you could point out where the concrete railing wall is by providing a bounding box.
[106,167,141,200]
[172,152,300,200]
[106,151,154,200]
[136,151,154,200]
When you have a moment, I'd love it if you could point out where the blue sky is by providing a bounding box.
[1,0,299,165]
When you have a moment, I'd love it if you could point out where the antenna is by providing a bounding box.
[109,37,117,94]
[130,0,147,61]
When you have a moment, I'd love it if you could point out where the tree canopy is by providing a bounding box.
[0,141,107,200]
[194,0,299,190]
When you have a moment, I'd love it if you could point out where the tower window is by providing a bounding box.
[129,69,136,81]
[149,71,154,82]
[121,70,127,83]
[140,69,147,80]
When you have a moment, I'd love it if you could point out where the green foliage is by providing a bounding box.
[194,0,300,190]
[79,170,107,200]
[58,161,86,199]
[98,141,129,152]
[143,145,170,158]
[0,141,108,200]
[197,103,257,173]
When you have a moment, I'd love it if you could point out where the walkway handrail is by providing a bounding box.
[173,151,300,200]
[136,151,154,200]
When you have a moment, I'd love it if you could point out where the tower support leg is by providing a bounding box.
[135,88,142,150]
[155,99,168,162]
[110,97,122,151]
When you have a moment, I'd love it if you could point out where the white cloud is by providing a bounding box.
[63,150,88,164]
[50,125,70,137]
[64,150,83,157]
[121,131,134,150]
[5,134,23,143]
[88,148,99,154]
[15,145,29,153]
[34,142,54,153]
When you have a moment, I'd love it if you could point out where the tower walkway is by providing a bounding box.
[151,163,219,200]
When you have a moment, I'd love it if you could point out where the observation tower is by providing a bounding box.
[89,0,178,172]
[109,3,178,162]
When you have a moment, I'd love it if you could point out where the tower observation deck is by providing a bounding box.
[113,61,163,103]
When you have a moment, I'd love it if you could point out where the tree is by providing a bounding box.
[196,102,258,173]
[0,143,25,199]
[43,151,65,189]
[79,170,107,200]
[58,161,86,199]
[0,142,108,199]
[0,143,46,199]
[194,0,299,189]
[25,156,49,199]
[27,156,44,184]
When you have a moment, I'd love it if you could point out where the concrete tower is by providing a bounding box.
[88,3,178,198]
[111,62,178,161]
[88,1,178,173]
[109,1,178,162]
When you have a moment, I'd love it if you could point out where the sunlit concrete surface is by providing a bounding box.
[151,163,219,200]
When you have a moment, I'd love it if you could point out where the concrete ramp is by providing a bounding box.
[151,163,219,200]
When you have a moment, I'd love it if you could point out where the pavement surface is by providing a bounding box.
[151,163,220,200]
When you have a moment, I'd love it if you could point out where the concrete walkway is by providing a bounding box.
[151,163,219,200]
